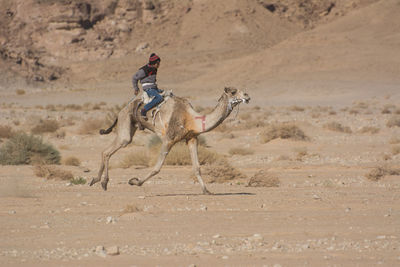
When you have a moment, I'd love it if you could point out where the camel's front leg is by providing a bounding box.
[188,138,212,195]
[129,141,171,187]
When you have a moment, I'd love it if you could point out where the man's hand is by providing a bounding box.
[134,89,139,96]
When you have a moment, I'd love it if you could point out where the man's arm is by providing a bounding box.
[132,69,146,95]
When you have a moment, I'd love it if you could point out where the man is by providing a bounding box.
[132,53,163,120]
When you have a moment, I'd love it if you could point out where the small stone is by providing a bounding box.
[8,210,16,214]
[188,264,196,267]
[95,246,106,258]
[213,234,221,239]
[107,246,120,256]
[312,194,321,200]
[222,255,229,260]
[376,235,386,240]
[106,216,116,224]
[345,207,351,212]
[200,205,207,211]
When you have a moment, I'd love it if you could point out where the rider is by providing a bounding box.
[132,53,163,120]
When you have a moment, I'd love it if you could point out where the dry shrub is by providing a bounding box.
[71,177,86,185]
[45,104,56,111]
[63,156,81,166]
[16,89,25,95]
[382,104,396,114]
[165,143,220,166]
[349,109,359,115]
[65,104,82,110]
[365,166,400,181]
[261,123,309,143]
[353,102,369,109]
[229,147,254,156]
[78,118,105,135]
[247,170,280,187]
[289,106,305,112]
[392,146,400,156]
[323,122,352,133]
[358,126,380,134]
[389,137,400,144]
[31,119,60,134]
[0,132,60,165]
[294,147,308,161]
[386,116,400,128]
[119,149,151,168]
[34,165,74,180]
[0,125,13,139]
[201,159,246,183]
[120,204,141,215]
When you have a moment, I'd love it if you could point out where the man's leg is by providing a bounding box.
[141,89,164,118]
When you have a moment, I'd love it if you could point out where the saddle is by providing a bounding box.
[135,90,173,130]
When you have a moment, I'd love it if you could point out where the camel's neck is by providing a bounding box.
[194,94,233,134]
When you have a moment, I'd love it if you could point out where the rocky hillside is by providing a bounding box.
[0,0,385,89]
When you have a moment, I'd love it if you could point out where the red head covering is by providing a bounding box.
[149,53,161,64]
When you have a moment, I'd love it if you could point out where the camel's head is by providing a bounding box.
[224,87,251,107]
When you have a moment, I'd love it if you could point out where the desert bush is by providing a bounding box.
[260,123,309,143]
[386,116,400,128]
[164,143,220,166]
[70,177,86,185]
[247,170,280,187]
[34,165,73,180]
[229,147,254,156]
[0,133,60,165]
[389,136,400,144]
[16,89,25,95]
[65,104,82,110]
[201,159,246,183]
[358,126,380,134]
[392,146,400,156]
[78,118,105,134]
[365,166,400,181]
[382,104,396,114]
[0,125,14,139]
[148,135,162,148]
[120,204,141,215]
[294,147,308,161]
[63,156,81,166]
[119,149,151,168]
[31,119,60,134]
[323,122,352,133]
[289,106,305,112]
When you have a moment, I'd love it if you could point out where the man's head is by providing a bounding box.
[149,53,161,68]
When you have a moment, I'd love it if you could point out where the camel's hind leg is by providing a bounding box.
[90,113,137,190]
[129,140,172,187]
[188,138,212,195]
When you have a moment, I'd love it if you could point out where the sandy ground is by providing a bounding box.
[1,87,400,266]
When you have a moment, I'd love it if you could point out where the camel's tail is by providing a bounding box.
[99,118,118,135]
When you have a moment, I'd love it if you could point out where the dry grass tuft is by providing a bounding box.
[365,166,400,181]
[63,156,81,166]
[389,136,400,144]
[119,149,151,168]
[391,146,400,156]
[386,116,400,128]
[0,125,14,139]
[16,89,25,95]
[358,126,380,134]
[260,123,309,143]
[34,165,74,180]
[0,132,60,165]
[31,119,60,134]
[120,204,142,215]
[78,118,105,135]
[201,159,246,183]
[229,147,254,156]
[247,170,280,187]
[323,122,352,133]
[165,143,220,166]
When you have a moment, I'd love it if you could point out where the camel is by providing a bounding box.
[89,87,250,194]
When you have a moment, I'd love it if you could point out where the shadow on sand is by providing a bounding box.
[150,192,255,197]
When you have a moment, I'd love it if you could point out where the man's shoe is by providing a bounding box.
[140,109,148,121]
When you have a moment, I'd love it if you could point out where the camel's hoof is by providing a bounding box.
[101,181,108,191]
[128,177,141,186]
[89,178,98,186]
[203,189,213,195]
